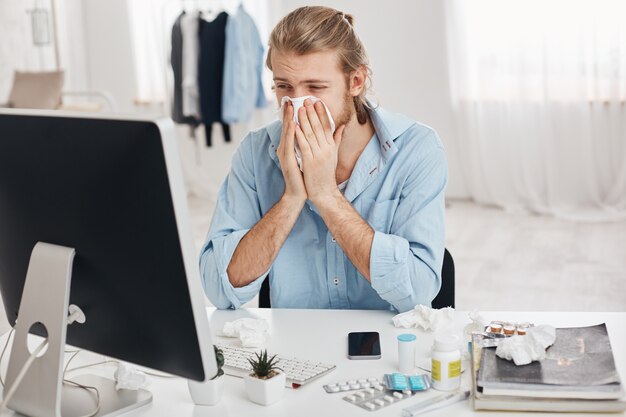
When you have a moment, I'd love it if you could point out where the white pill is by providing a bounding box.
[374,399,385,406]
[355,392,366,399]
[361,382,371,388]
[365,388,375,395]
[374,384,384,391]
[346,395,357,402]
[358,378,367,383]
[384,395,394,403]
[365,402,376,410]
[393,392,403,399]
[328,383,337,388]
[340,384,350,391]
[329,386,340,393]
[348,380,357,384]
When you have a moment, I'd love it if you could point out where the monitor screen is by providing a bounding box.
[0,110,216,382]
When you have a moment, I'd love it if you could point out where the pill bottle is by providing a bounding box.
[397,333,416,374]
[431,334,461,391]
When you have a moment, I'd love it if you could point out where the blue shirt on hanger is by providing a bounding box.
[200,103,448,313]
[222,5,267,124]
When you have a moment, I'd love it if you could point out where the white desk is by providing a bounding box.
[4,309,626,416]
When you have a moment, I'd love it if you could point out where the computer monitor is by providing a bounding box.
[0,109,217,416]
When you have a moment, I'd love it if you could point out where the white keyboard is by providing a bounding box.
[217,344,336,388]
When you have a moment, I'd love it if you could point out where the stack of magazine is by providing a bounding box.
[470,323,626,412]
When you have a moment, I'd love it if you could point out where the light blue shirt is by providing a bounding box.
[221,5,266,124]
[200,103,447,313]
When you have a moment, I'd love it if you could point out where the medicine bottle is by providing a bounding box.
[431,334,461,391]
[397,333,416,374]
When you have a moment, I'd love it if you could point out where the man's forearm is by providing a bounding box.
[317,191,374,281]
[227,196,304,287]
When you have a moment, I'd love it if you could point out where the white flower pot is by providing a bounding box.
[244,371,286,406]
[188,375,224,406]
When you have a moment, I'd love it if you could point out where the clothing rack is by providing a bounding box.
[160,0,228,166]
[160,0,262,167]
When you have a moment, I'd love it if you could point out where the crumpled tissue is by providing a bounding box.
[114,362,150,391]
[392,305,455,332]
[496,325,556,366]
[222,318,269,348]
[464,310,486,337]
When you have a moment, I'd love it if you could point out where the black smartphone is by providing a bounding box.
[348,331,381,360]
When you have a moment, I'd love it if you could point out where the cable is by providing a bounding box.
[0,328,15,388]
[0,332,168,417]
[63,351,176,379]
[62,379,101,417]
[0,337,48,410]
[0,306,100,416]
[61,350,102,417]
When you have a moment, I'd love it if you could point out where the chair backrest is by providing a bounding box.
[259,248,455,309]
[7,70,64,110]
[431,248,455,309]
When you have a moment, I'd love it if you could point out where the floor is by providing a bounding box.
[444,200,626,311]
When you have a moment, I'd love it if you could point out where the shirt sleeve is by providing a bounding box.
[369,129,448,313]
[199,133,269,309]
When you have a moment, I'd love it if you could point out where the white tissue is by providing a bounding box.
[114,362,150,391]
[280,95,336,171]
[392,305,455,332]
[222,318,269,348]
[464,310,486,337]
[496,325,556,366]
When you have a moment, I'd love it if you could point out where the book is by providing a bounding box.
[470,325,626,413]
[478,324,623,399]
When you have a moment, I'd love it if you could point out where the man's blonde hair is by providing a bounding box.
[266,6,372,125]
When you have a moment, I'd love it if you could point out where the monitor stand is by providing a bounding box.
[4,242,152,417]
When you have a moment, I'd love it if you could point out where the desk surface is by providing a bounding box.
[5,309,626,417]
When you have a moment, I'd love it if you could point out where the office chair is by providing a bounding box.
[2,70,117,112]
[259,248,455,309]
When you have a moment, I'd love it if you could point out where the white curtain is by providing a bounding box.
[446,0,626,221]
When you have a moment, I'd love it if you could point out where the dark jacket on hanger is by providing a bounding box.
[199,11,231,147]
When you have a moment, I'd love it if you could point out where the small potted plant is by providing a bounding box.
[188,345,225,406]
[243,349,286,406]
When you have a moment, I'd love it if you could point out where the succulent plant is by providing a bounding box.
[247,349,280,379]
[212,345,225,379]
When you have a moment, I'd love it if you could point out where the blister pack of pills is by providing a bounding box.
[383,373,431,391]
[343,387,418,411]
[485,321,533,337]
[323,377,383,393]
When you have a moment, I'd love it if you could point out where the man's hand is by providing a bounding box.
[294,99,346,207]
[276,101,307,205]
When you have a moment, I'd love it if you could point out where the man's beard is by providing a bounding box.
[333,90,355,129]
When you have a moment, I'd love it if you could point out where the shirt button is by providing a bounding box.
[333,277,339,285]
[331,237,336,242]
